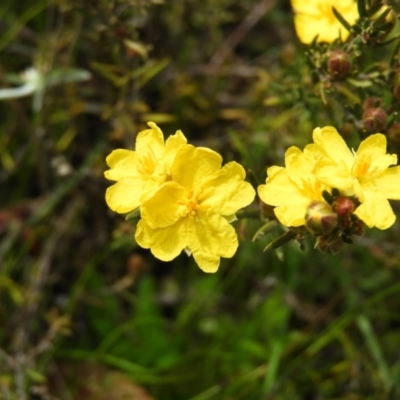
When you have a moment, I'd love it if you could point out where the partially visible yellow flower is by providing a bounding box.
[104,122,187,213]
[135,145,255,273]
[309,126,400,229]
[291,0,359,44]
[258,146,331,227]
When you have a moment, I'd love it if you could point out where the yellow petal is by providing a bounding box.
[356,133,387,158]
[291,0,358,44]
[355,134,397,175]
[294,15,351,44]
[199,162,255,215]
[104,149,140,181]
[285,146,314,182]
[370,154,398,174]
[105,178,148,213]
[258,168,305,207]
[135,218,187,261]
[291,0,357,15]
[354,193,396,230]
[313,159,353,192]
[187,213,238,273]
[312,126,354,170]
[163,130,188,168]
[141,182,187,229]
[171,145,222,190]
[274,198,311,227]
[369,166,400,200]
[135,122,165,159]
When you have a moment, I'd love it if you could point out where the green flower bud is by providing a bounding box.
[305,201,338,236]
[332,196,355,217]
[315,234,344,254]
[387,123,400,142]
[327,50,351,79]
[362,107,387,133]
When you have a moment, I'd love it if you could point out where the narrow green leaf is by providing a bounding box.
[263,230,296,252]
[366,1,386,17]
[376,32,400,47]
[356,314,393,389]
[357,0,367,18]
[252,220,278,242]
[332,6,352,31]
[346,77,373,88]
[372,6,392,27]
[262,340,284,394]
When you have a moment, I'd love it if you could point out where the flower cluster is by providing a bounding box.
[258,126,400,251]
[105,122,255,272]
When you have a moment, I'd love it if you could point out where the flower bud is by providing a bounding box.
[327,51,351,79]
[387,123,400,142]
[332,196,355,217]
[315,234,344,254]
[362,107,387,133]
[362,97,382,111]
[350,220,364,236]
[305,201,338,236]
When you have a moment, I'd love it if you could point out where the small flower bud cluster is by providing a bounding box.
[305,195,364,255]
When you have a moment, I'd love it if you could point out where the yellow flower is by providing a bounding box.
[310,126,400,229]
[291,0,359,44]
[135,145,255,273]
[258,146,331,227]
[104,122,187,213]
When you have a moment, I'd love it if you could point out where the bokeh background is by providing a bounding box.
[2,0,400,398]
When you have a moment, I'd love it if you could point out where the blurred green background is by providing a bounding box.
[2,0,400,398]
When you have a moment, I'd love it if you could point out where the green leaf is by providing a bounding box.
[346,77,373,88]
[375,31,399,47]
[332,6,352,31]
[357,0,367,18]
[372,6,392,27]
[252,220,278,242]
[263,230,296,252]
[356,314,393,389]
[366,1,386,17]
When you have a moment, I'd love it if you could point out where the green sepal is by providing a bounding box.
[125,207,141,221]
[322,190,334,205]
[342,235,354,244]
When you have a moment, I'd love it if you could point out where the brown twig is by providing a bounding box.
[209,0,277,70]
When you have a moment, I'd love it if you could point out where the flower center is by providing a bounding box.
[136,151,157,176]
[136,149,168,183]
[300,178,324,200]
[352,154,377,178]
[318,3,336,24]
[177,189,208,217]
